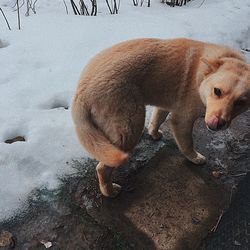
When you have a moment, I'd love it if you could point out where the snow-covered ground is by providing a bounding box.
[0,0,249,221]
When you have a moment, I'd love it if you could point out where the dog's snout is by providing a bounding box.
[206,116,228,131]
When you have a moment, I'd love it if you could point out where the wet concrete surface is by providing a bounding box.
[0,110,250,250]
[205,172,250,250]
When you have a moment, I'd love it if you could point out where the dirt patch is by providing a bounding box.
[5,136,26,144]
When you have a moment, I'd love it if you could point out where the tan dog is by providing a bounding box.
[72,38,250,197]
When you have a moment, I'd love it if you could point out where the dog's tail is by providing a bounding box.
[72,104,129,167]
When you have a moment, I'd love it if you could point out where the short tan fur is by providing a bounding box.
[72,38,250,197]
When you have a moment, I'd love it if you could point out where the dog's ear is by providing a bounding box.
[201,58,223,73]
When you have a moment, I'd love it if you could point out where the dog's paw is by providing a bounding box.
[148,129,163,140]
[110,183,122,197]
[101,183,121,198]
[187,152,206,165]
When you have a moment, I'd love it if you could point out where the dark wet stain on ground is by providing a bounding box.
[0,110,250,250]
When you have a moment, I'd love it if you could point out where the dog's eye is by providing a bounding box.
[235,99,246,107]
[214,88,222,97]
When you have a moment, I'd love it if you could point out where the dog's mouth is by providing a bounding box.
[205,116,230,132]
[206,123,229,132]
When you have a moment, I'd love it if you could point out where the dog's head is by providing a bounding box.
[199,56,250,131]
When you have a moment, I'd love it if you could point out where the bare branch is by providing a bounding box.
[79,0,90,15]
[105,0,113,14]
[0,7,11,30]
[117,0,121,11]
[106,0,120,14]
[63,0,69,14]
[164,0,191,6]
[17,0,21,30]
[132,0,139,6]
[198,0,206,8]
[70,0,81,15]
[25,0,37,16]
[33,0,38,12]
[12,0,25,11]
[90,0,97,16]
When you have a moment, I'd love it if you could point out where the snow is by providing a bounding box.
[0,0,250,221]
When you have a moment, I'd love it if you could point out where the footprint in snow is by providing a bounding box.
[50,102,69,110]
[40,94,70,110]
[0,39,9,49]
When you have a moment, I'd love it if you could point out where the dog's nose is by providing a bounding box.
[217,118,226,130]
[206,116,227,131]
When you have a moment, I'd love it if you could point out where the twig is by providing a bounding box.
[211,210,224,232]
[25,0,37,16]
[132,0,139,6]
[63,0,69,14]
[241,48,250,53]
[230,173,247,177]
[106,0,120,14]
[70,0,81,15]
[17,0,21,30]
[113,0,118,14]
[90,0,97,16]
[79,0,89,15]
[198,0,206,8]
[26,0,30,16]
[0,8,11,30]
[12,0,25,10]
[33,0,38,13]
[105,0,113,14]
[110,0,114,12]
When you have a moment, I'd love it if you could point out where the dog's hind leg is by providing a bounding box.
[96,162,122,198]
[95,95,145,197]
[148,107,169,140]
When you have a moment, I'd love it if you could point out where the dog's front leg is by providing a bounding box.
[148,107,169,140]
[170,113,206,165]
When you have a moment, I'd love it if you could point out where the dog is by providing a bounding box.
[72,38,250,197]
